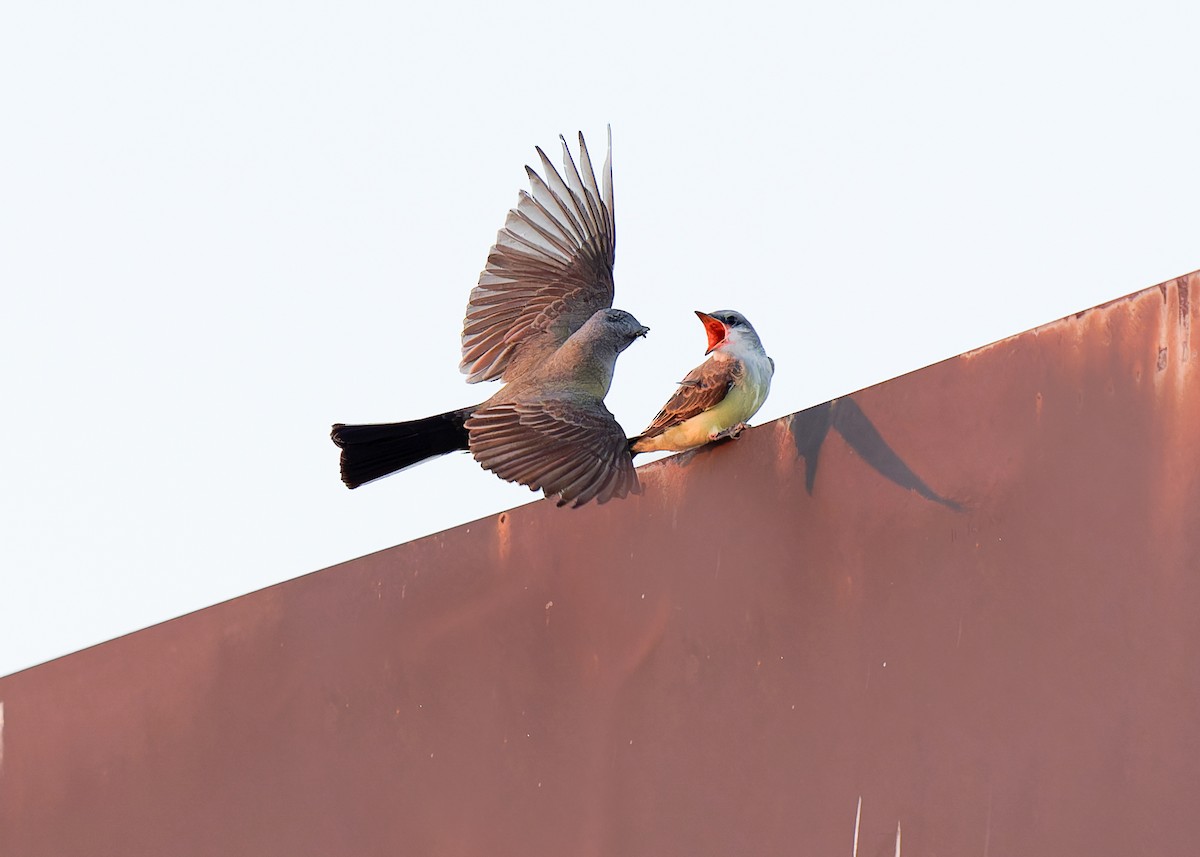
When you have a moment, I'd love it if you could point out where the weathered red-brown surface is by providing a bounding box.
[2,273,1197,856]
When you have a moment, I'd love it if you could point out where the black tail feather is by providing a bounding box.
[331,408,473,489]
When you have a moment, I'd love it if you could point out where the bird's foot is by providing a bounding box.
[710,422,750,442]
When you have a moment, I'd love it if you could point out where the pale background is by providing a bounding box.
[2,2,1197,677]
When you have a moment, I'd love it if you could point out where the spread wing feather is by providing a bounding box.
[466,398,639,507]
[460,129,616,384]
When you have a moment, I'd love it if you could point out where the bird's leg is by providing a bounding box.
[710,422,750,442]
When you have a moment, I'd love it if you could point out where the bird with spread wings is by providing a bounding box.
[332,129,648,507]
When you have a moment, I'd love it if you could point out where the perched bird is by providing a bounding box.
[630,310,773,454]
[332,130,649,507]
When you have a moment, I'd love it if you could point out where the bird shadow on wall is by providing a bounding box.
[788,398,965,512]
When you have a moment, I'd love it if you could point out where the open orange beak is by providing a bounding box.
[695,311,728,355]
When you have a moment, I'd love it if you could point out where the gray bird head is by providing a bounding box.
[695,309,764,355]
[580,308,650,353]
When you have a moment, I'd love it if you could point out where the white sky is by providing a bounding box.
[2,2,1197,678]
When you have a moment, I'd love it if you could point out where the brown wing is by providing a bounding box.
[460,129,616,384]
[465,398,639,507]
[639,358,741,438]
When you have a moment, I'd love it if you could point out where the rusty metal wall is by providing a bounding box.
[2,273,1197,856]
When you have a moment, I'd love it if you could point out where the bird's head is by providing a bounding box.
[586,308,650,353]
[695,310,760,355]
